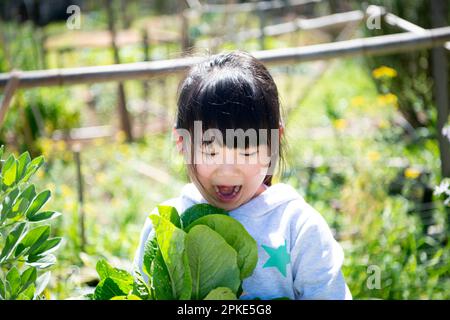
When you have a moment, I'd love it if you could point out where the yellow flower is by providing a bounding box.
[372,66,397,79]
[62,151,72,162]
[367,151,380,162]
[95,172,107,184]
[61,184,74,197]
[63,200,75,212]
[333,118,347,130]
[37,137,54,159]
[93,138,105,148]
[115,130,127,144]
[84,203,95,215]
[350,96,366,107]
[118,143,130,157]
[111,198,121,208]
[378,119,390,129]
[377,93,398,107]
[56,140,66,153]
[36,170,45,179]
[405,168,421,179]
[45,183,56,193]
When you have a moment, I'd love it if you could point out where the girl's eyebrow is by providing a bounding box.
[202,140,214,146]
[202,134,217,146]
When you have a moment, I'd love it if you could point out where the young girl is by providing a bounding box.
[133,50,352,300]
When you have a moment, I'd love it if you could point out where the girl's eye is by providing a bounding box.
[202,151,217,156]
[241,151,258,156]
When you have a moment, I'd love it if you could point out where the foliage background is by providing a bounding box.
[0,0,449,299]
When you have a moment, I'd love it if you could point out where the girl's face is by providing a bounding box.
[191,143,271,211]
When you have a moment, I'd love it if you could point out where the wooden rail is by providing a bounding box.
[1,26,450,90]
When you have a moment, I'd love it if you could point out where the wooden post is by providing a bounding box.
[105,0,133,142]
[0,19,12,70]
[257,2,267,50]
[180,9,191,54]
[0,71,20,126]
[38,28,48,70]
[120,0,131,29]
[141,28,151,137]
[431,0,450,178]
[73,145,87,252]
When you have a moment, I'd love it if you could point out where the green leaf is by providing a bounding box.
[157,205,181,228]
[28,210,61,222]
[132,274,151,300]
[143,237,158,278]
[30,237,62,256]
[150,214,192,300]
[20,156,44,183]
[0,145,4,160]
[181,203,228,229]
[94,277,128,300]
[0,277,6,299]
[185,225,240,300]
[1,187,20,223]
[6,267,21,298]
[27,254,56,269]
[25,190,51,220]
[95,260,133,297]
[96,259,133,283]
[16,152,31,182]
[9,197,30,219]
[35,271,51,298]
[17,225,50,257]
[0,222,27,261]
[111,294,142,300]
[2,154,17,187]
[19,184,36,203]
[204,287,237,300]
[21,267,37,290]
[17,284,35,300]
[151,248,174,299]
[186,214,258,280]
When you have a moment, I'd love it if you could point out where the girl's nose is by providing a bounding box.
[214,164,241,181]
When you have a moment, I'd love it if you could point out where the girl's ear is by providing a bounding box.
[173,127,184,154]
[279,123,284,142]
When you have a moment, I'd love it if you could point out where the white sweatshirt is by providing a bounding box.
[133,182,352,300]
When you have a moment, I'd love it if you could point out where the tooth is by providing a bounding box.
[233,186,239,192]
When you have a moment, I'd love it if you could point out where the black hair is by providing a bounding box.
[175,50,285,186]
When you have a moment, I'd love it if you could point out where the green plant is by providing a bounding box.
[91,203,258,300]
[0,145,62,300]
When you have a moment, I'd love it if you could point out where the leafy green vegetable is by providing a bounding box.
[181,203,228,229]
[186,225,241,299]
[91,203,258,300]
[186,214,258,279]
[204,287,237,300]
[150,214,192,299]
[157,205,181,228]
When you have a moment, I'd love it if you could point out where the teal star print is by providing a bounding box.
[262,240,291,277]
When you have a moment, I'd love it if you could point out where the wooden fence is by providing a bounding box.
[0,5,449,177]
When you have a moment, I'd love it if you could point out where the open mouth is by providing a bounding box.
[213,185,242,202]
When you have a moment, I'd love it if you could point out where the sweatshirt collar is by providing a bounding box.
[180,182,301,218]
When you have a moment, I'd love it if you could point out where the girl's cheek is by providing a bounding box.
[240,163,268,178]
[196,164,216,178]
